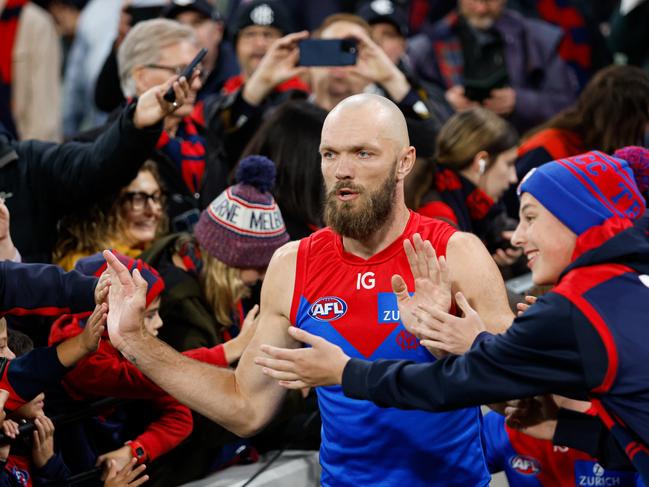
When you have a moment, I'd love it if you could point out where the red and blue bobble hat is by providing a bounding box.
[613,146,649,199]
[194,155,289,269]
[74,251,165,307]
[518,147,649,251]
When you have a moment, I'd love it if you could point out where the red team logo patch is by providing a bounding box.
[308,296,348,322]
[396,330,419,351]
[509,455,541,475]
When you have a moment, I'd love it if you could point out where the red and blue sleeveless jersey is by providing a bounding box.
[290,211,490,486]
[483,412,638,487]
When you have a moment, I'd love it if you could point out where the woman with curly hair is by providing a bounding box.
[54,160,167,270]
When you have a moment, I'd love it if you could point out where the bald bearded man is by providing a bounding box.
[104,94,513,486]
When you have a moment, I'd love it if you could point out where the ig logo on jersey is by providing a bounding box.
[308,296,348,322]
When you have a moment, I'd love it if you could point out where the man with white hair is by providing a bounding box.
[117,18,225,233]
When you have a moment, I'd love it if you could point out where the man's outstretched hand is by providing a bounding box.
[103,250,148,354]
[256,327,350,389]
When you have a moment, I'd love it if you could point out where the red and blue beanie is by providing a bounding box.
[74,252,165,307]
[194,155,289,269]
[518,149,648,236]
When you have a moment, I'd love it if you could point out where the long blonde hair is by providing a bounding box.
[199,249,250,327]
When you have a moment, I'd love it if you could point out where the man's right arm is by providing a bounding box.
[108,243,301,436]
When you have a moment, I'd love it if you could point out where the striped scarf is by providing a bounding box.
[536,0,592,87]
[0,0,28,138]
[433,167,495,233]
[156,117,206,195]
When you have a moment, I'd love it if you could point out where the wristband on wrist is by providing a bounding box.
[125,440,147,464]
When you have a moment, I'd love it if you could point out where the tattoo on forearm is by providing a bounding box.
[120,346,137,365]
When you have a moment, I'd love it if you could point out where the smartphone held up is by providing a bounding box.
[163,47,208,103]
[298,39,358,67]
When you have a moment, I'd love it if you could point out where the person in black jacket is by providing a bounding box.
[0,69,195,263]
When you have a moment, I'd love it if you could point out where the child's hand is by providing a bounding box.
[0,389,8,424]
[32,415,55,468]
[516,295,537,316]
[2,419,19,440]
[223,305,259,364]
[97,445,133,480]
[81,303,108,353]
[57,305,107,366]
[104,458,148,487]
[95,271,111,306]
[0,199,17,262]
[0,389,10,461]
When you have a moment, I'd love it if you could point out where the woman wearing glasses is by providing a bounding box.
[54,161,167,270]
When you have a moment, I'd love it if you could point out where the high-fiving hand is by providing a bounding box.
[256,327,349,389]
[103,250,148,355]
[392,233,452,342]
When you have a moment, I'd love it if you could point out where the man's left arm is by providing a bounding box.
[446,232,514,334]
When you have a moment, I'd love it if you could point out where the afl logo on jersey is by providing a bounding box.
[308,296,348,322]
[509,455,541,475]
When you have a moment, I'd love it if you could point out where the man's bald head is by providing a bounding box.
[325,94,410,152]
[319,94,416,241]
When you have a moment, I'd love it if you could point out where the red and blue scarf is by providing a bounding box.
[156,117,206,195]
[433,167,495,232]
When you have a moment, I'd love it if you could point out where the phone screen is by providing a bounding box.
[298,39,358,67]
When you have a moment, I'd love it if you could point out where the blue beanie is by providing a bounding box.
[518,150,646,235]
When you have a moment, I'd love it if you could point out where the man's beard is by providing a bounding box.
[324,171,397,241]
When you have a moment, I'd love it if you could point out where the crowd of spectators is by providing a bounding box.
[0,0,648,485]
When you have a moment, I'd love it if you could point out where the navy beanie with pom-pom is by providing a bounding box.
[235,155,277,193]
[194,155,289,268]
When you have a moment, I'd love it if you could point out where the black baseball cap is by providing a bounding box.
[357,0,409,37]
[162,0,222,22]
[231,0,294,40]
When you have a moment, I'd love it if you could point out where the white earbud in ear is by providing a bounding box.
[478,158,487,175]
